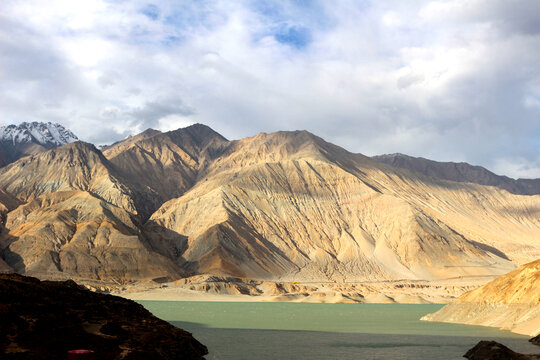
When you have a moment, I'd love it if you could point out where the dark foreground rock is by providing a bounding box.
[532,335,540,346]
[0,274,208,360]
[464,340,540,360]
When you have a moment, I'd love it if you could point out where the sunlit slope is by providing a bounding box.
[0,142,143,215]
[422,259,540,336]
[0,191,181,281]
[149,131,540,281]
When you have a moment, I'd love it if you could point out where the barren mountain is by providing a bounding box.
[0,124,539,289]
[148,130,540,282]
[0,122,78,167]
[102,124,229,211]
[422,259,540,336]
[373,153,540,195]
[0,141,152,217]
[0,191,181,281]
[101,128,162,153]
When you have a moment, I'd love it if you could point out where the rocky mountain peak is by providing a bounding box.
[0,121,78,147]
[0,122,79,168]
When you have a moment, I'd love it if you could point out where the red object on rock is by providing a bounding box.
[67,349,95,360]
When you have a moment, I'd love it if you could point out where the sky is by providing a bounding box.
[1,0,539,178]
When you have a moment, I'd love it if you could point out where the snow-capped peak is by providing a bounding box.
[0,122,79,147]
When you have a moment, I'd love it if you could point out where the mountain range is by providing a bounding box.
[0,122,539,287]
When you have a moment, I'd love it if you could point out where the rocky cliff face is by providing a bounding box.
[373,153,540,195]
[422,259,540,336]
[0,273,207,360]
[0,124,539,288]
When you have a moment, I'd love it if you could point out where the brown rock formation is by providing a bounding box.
[103,124,229,211]
[0,142,143,214]
[148,130,539,281]
[0,273,207,360]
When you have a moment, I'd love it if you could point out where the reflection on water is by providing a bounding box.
[139,301,538,360]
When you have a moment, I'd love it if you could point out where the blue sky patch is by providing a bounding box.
[274,25,311,49]
[141,4,160,21]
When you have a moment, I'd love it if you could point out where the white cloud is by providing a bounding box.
[493,157,540,179]
[0,0,539,178]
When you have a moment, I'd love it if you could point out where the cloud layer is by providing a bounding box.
[1,0,539,178]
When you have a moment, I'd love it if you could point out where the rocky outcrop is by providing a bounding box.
[0,188,19,272]
[464,341,540,360]
[0,273,207,360]
[373,153,540,195]
[422,260,540,336]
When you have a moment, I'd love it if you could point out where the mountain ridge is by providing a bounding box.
[0,123,538,288]
[373,153,540,195]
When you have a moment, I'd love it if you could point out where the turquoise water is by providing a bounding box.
[139,301,538,360]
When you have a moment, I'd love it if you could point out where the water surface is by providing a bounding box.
[139,301,538,360]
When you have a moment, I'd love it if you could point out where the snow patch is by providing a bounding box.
[0,122,78,147]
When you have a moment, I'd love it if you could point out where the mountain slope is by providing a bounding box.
[373,153,540,195]
[148,130,539,282]
[0,191,181,281]
[0,141,149,216]
[103,124,229,209]
[0,122,78,167]
[422,259,540,336]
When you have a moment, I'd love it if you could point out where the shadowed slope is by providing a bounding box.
[0,273,208,359]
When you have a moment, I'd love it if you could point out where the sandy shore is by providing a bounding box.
[110,275,498,305]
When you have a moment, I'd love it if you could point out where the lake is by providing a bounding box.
[138,301,538,360]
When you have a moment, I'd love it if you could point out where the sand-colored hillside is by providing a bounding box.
[422,259,540,336]
[0,191,181,281]
[0,142,142,215]
[149,130,539,282]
